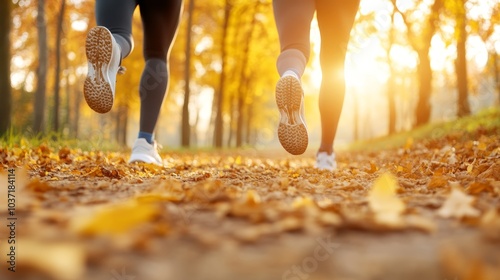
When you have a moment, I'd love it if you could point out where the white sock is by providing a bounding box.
[282,69,300,80]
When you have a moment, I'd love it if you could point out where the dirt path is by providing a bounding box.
[0,132,499,280]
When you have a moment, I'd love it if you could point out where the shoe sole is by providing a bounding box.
[129,153,162,166]
[84,26,114,114]
[275,76,308,155]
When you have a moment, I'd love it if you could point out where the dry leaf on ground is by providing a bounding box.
[437,187,480,219]
[368,172,405,227]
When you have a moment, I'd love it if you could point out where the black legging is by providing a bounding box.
[95,0,182,60]
[273,0,360,154]
[95,0,183,134]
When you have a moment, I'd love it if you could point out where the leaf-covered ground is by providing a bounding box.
[0,123,499,280]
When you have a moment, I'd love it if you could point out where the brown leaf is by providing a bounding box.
[481,208,500,242]
[427,175,449,190]
[466,181,494,195]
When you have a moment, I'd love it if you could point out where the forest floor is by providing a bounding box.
[0,108,499,280]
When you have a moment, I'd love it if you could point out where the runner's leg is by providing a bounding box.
[95,0,137,58]
[273,0,315,78]
[136,0,183,140]
[316,0,359,154]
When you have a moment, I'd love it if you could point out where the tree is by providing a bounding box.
[213,0,232,148]
[182,0,195,147]
[453,0,471,117]
[34,0,48,134]
[474,1,500,105]
[0,0,12,136]
[387,1,398,134]
[396,0,444,127]
[53,0,67,132]
[235,2,261,147]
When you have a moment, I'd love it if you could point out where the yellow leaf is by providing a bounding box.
[1,239,85,280]
[292,196,315,209]
[367,162,379,174]
[245,190,261,205]
[368,172,405,226]
[467,158,476,174]
[404,137,413,149]
[477,142,487,151]
[235,156,242,165]
[72,200,159,236]
[136,192,184,203]
[437,187,480,219]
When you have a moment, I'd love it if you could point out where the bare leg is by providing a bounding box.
[316,0,359,154]
[273,0,315,77]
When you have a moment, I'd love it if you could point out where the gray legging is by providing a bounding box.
[95,0,183,134]
[273,0,360,154]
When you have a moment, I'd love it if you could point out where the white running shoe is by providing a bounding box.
[84,26,121,114]
[129,138,163,166]
[275,73,308,155]
[315,152,337,171]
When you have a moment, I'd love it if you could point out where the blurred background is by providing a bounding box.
[0,0,498,150]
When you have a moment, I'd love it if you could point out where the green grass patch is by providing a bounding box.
[0,129,127,152]
[347,106,500,152]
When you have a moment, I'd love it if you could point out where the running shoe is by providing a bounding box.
[275,75,308,155]
[84,26,121,114]
[315,152,337,171]
[129,138,163,166]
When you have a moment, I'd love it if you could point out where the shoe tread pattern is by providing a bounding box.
[84,26,114,114]
[276,76,308,155]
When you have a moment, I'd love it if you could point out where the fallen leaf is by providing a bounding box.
[72,200,160,236]
[466,181,494,195]
[368,172,405,226]
[437,187,480,219]
[428,175,449,190]
[0,239,85,280]
[405,214,437,233]
[480,208,500,241]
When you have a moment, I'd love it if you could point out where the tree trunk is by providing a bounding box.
[34,0,48,134]
[120,106,128,146]
[353,92,359,141]
[73,86,82,138]
[182,0,195,147]
[414,51,433,126]
[192,105,200,146]
[0,0,11,136]
[213,1,231,148]
[236,94,244,147]
[245,103,253,145]
[387,5,396,135]
[236,4,259,147]
[387,78,396,134]
[455,0,470,117]
[396,0,443,127]
[65,53,71,134]
[53,0,66,132]
[494,52,500,105]
[226,94,235,147]
[114,108,121,143]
